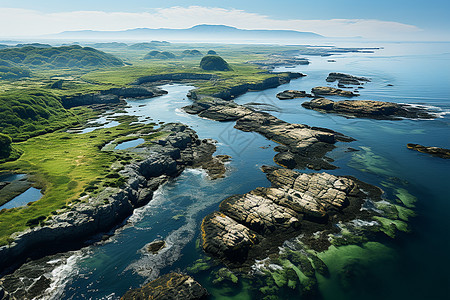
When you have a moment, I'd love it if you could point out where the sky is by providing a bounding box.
[0,0,449,41]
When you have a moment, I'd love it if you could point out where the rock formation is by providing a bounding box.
[311,86,358,97]
[183,97,354,170]
[121,273,208,300]
[0,124,228,273]
[326,72,370,86]
[302,98,435,120]
[276,90,313,100]
[201,166,383,266]
[407,144,450,159]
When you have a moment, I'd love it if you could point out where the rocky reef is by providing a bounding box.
[311,86,358,97]
[248,54,309,70]
[121,273,208,300]
[183,97,354,170]
[201,166,387,266]
[276,90,313,100]
[0,123,228,274]
[407,144,450,159]
[326,72,370,87]
[302,98,435,120]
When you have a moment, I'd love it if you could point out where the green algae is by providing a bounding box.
[394,188,417,208]
[316,242,396,300]
[373,216,409,238]
[348,146,396,177]
[212,268,239,285]
[186,258,211,274]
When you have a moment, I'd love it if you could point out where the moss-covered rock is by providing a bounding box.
[200,55,232,71]
[0,133,12,158]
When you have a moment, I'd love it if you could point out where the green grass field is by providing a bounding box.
[0,42,300,245]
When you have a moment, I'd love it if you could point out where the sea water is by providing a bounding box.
[56,42,449,299]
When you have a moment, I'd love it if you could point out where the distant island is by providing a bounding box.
[48,24,323,42]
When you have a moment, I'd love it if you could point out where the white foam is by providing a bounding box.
[41,252,84,300]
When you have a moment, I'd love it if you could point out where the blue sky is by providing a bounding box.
[0,0,449,40]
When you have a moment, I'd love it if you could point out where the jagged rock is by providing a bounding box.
[147,240,166,254]
[326,73,370,86]
[302,98,435,120]
[407,144,450,159]
[202,166,379,265]
[311,86,358,97]
[276,90,313,100]
[202,212,260,262]
[183,98,354,170]
[0,124,228,273]
[121,273,208,300]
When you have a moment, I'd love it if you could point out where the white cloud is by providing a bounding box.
[0,6,423,40]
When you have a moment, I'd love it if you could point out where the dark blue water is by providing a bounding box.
[56,42,449,300]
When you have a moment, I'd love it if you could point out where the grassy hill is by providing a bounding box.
[0,89,91,142]
[0,45,123,69]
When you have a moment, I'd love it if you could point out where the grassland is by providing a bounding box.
[0,42,301,245]
[0,121,163,246]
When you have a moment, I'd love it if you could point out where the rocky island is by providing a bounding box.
[326,72,370,87]
[407,144,450,159]
[276,90,313,100]
[183,97,354,170]
[201,166,395,266]
[302,98,435,120]
[311,86,359,97]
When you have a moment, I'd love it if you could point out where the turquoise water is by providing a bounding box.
[58,42,449,299]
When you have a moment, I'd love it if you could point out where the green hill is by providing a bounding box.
[143,51,176,60]
[0,59,31,79]
[0,45,123,69]
[200,55,232,71]
[0,89,85,142]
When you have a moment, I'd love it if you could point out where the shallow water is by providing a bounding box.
[114,138,145,150]
[51,42,449,299]
[0,187,42,210]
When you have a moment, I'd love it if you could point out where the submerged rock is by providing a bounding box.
[201,166,382,266]
[147,240,166,254]
[121,273,208,300]
[302,98,435,120]
[311,86,358,97]
[407,144,450,159]
[276,90,313,100]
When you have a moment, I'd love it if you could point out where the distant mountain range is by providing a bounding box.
[48,25,323,42]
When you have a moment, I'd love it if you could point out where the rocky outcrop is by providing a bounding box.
[311,86,358,97]
[121,273,208,300]
[326,72,370,86]
[407,144,450,159]
[276,90,313,100]
[201,166,382,265]
[0,124,228,273]
[61,87,167,109]
[208,73,305,100]
[248,55,309,70]
[134,73,216,85]
[302,98,435,120]
[183,97,354,170]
